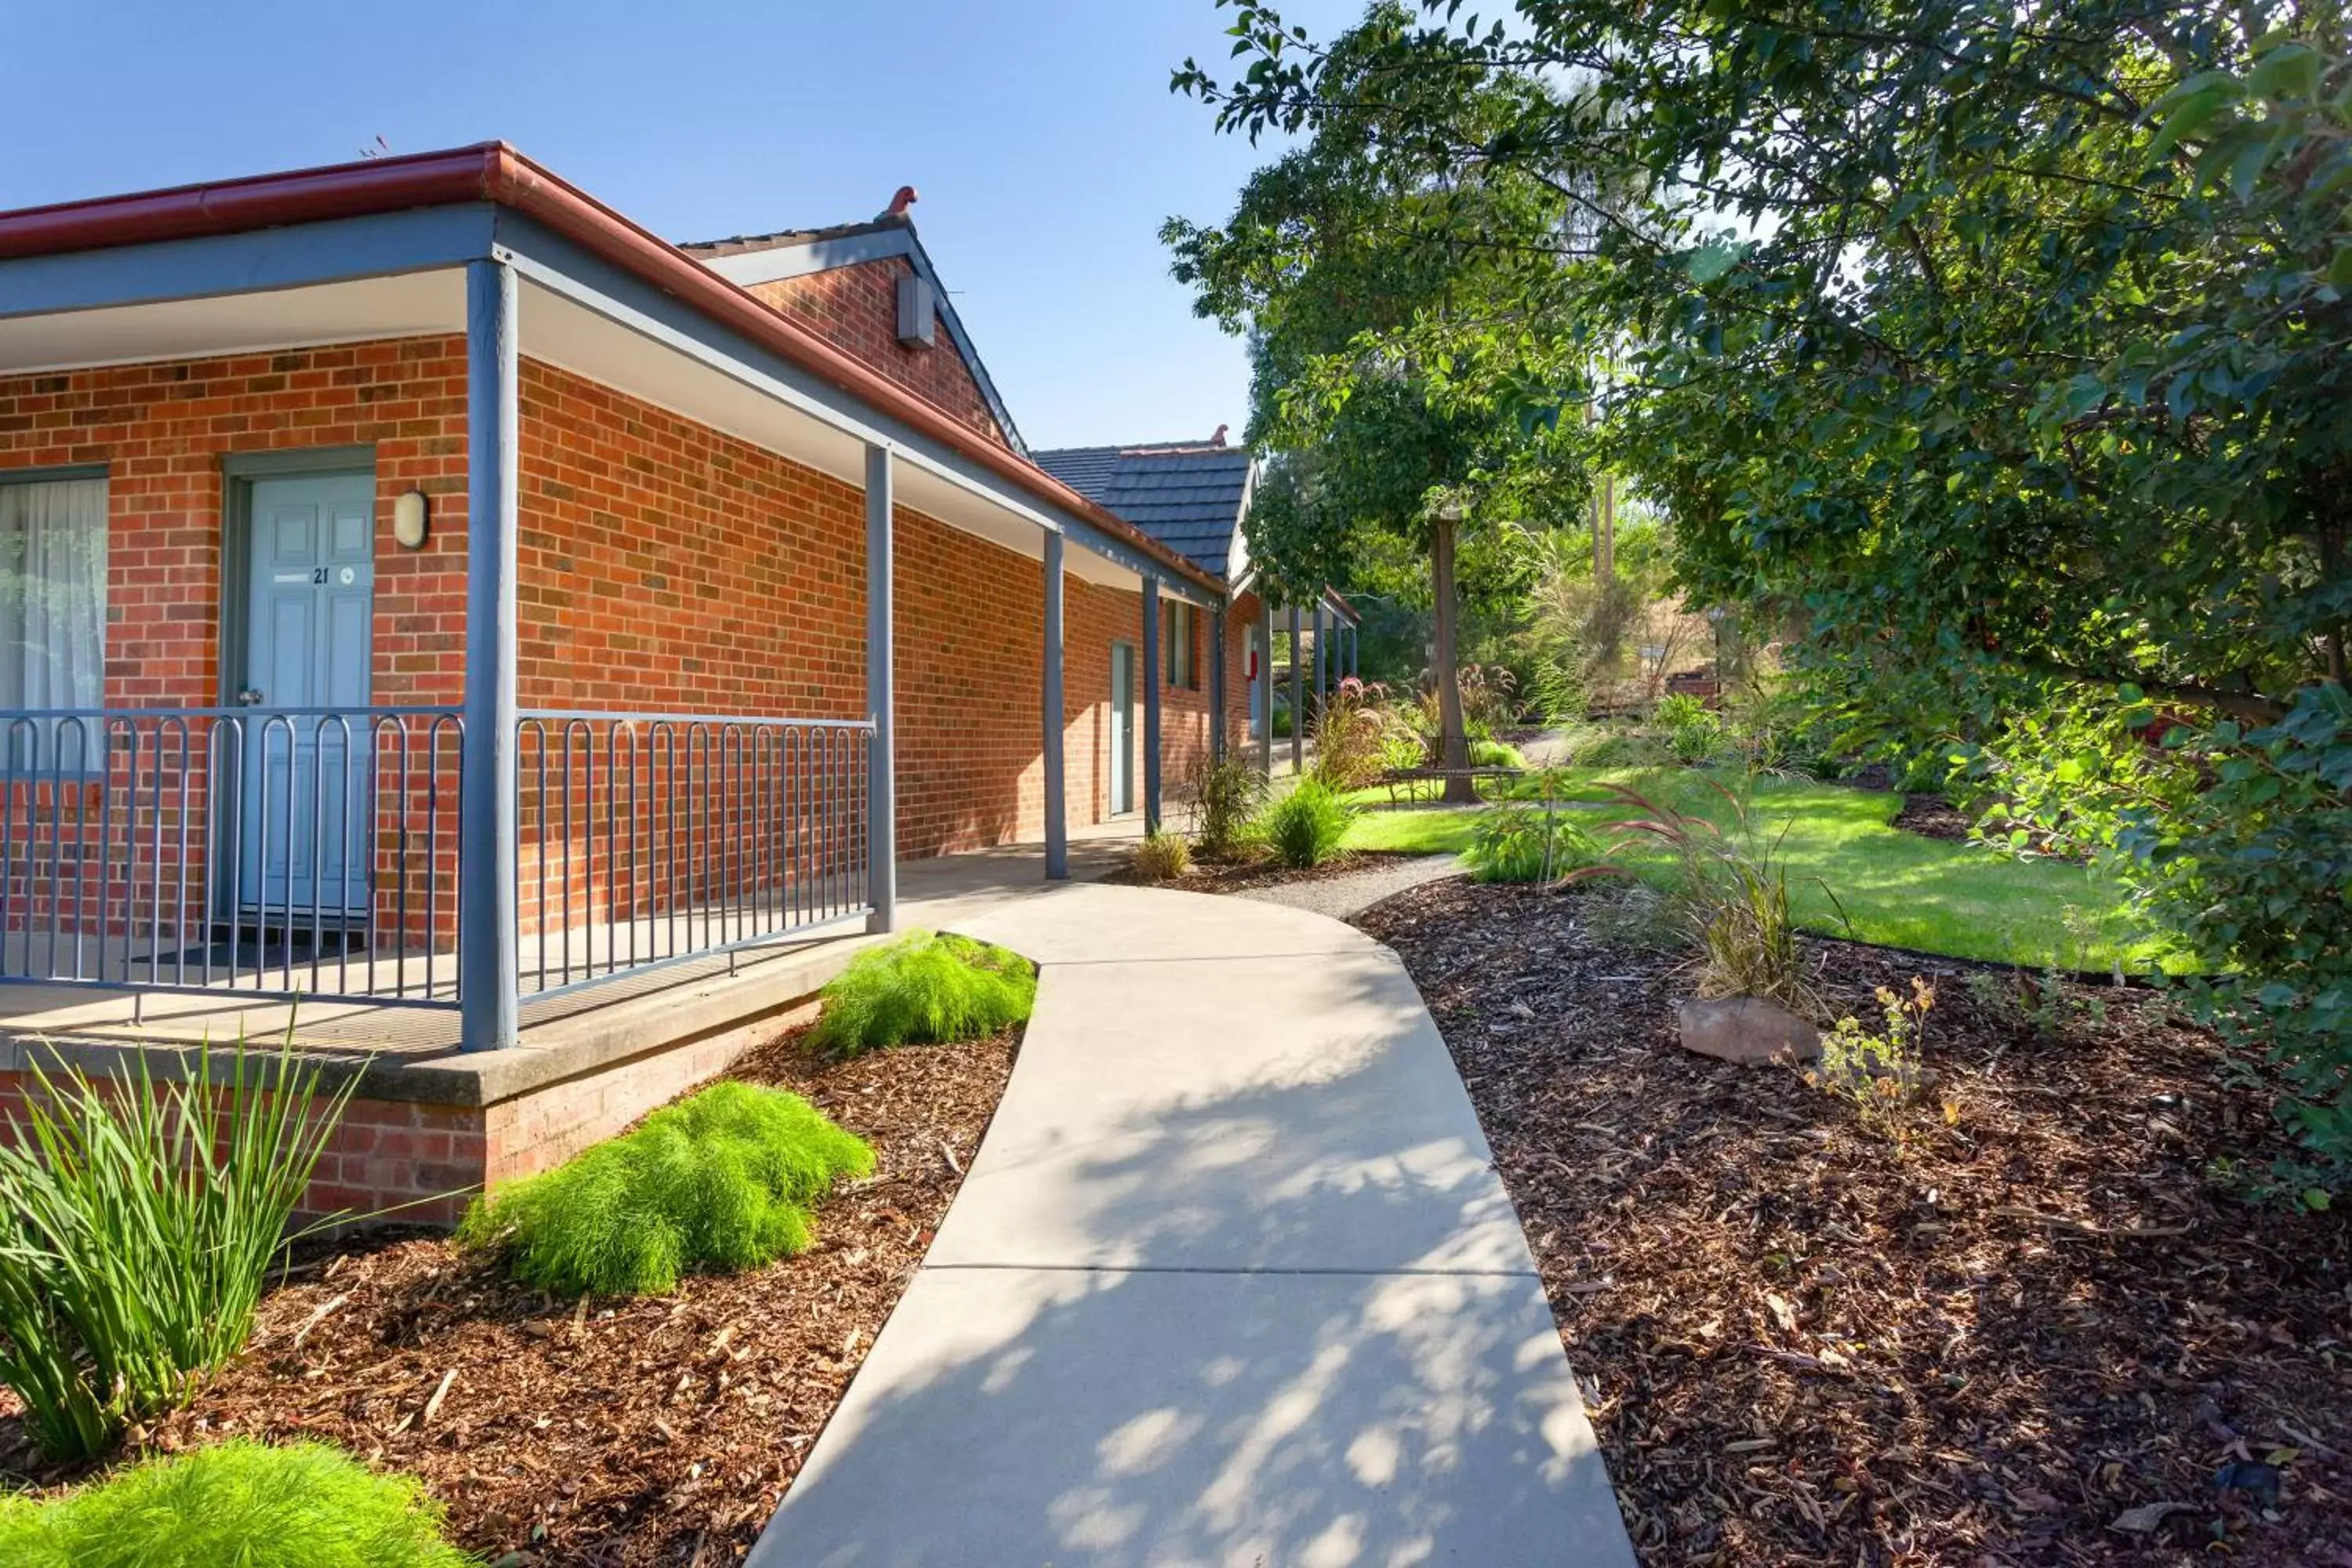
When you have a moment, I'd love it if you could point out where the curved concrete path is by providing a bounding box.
[751,883,1633,1567]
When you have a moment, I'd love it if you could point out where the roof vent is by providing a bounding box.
[895,273,937,350]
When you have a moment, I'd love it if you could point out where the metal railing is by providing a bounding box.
[515,711,874,1001]
[0,705,876,1020]
[0,708,465,1006]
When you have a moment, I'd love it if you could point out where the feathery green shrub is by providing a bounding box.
[457,1081,872,1297]
[1469,739,1529,770]
[808,930,1036,1058]
[1255,777,1353,868]
[0,1439,473,1568]
[0,1046,358,1461]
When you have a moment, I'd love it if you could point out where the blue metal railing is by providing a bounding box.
[0,705,876,1017]
[515,711,874,1000]
[0,707,464,1007]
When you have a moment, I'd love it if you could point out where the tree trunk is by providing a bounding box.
[1592,470,1618,667]
[1432,516,1475,803]
[1595,470,1616,586]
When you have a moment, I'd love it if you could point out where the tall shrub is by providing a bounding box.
[0,1046,357,1461]
[1312,677,1406,791]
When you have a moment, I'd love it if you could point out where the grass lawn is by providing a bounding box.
[1338,767,2172,973]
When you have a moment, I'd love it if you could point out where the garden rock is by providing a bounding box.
[1677,996,1820,1066]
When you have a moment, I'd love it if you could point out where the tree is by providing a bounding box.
[1164,2,1588,799]
[1181,1,2352,1179]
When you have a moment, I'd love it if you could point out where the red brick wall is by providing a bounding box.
[0,341,474,946]
[514,359,1235,856]
[0,339,471,710]
[0,341,1246,951]
[746,259,1007,447]
[0,1027,761,1231]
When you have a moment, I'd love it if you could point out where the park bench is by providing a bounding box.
[1377,765,1525,806]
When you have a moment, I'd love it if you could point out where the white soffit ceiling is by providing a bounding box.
[0,271,466,375]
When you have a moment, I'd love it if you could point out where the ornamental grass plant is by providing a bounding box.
[0,1439,474,1568]
[457,1080,872,1298]
[1132,829,1193,882]
[808,930,1036,1058]
[1182,753,1270,858]
[1255,776,1353,868]
[0,1044,357,1461]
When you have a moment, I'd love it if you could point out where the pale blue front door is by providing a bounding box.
[1109,642,1135,815]
[238,472,375,920]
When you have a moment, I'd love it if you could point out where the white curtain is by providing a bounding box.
[0,476,107,766]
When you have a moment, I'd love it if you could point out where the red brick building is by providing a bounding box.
[0,144,1345,1216]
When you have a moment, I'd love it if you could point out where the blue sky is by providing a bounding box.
[2,0,1360,450]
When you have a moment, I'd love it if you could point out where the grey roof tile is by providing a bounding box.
[1031,441,1252,579]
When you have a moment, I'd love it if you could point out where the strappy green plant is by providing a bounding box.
[0,1041,358,1460]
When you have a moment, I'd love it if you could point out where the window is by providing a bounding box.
[0,470,107,768]
[1163,602,1196,690]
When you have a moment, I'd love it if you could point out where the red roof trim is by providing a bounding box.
[0,143,1222,596]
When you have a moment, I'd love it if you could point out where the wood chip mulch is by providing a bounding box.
[0,1021,1018,1567]
[1356,879,2352,1566]
[1112,847,1435,894]
[1893,793,1976,844]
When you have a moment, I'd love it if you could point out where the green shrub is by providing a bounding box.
[1465,803,1599,884]
[1806,980,1939,1143]
[1133,829,1192,882]
[1468,739,1528,770]
[1379,724,1428,771]
[0,1439,474,1568]
[0,1047,358,1461]
[1567,728,1672,768]
[1183,753,1270,858]
[1654,693,1726,764]
[808,930,1036,1058]
[1255,777,1353,868]
[459,1080,872,1297]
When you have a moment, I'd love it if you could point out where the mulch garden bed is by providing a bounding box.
[0,1019,1018,1567]
[1109,847,1437,895]
[1893,792,1976,844]
[1357,878,2352,1566]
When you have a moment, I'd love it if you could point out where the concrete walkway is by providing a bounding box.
[1232,853,1468,924]
[751,883,1633,1567]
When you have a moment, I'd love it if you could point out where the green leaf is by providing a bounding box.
[2302,1187,2332,1212]
[2247,43,2321,101]
[2147,83,2235,160]
[1685,242,1740,284]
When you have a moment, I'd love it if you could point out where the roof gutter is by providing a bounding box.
[0,143,1224,598]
